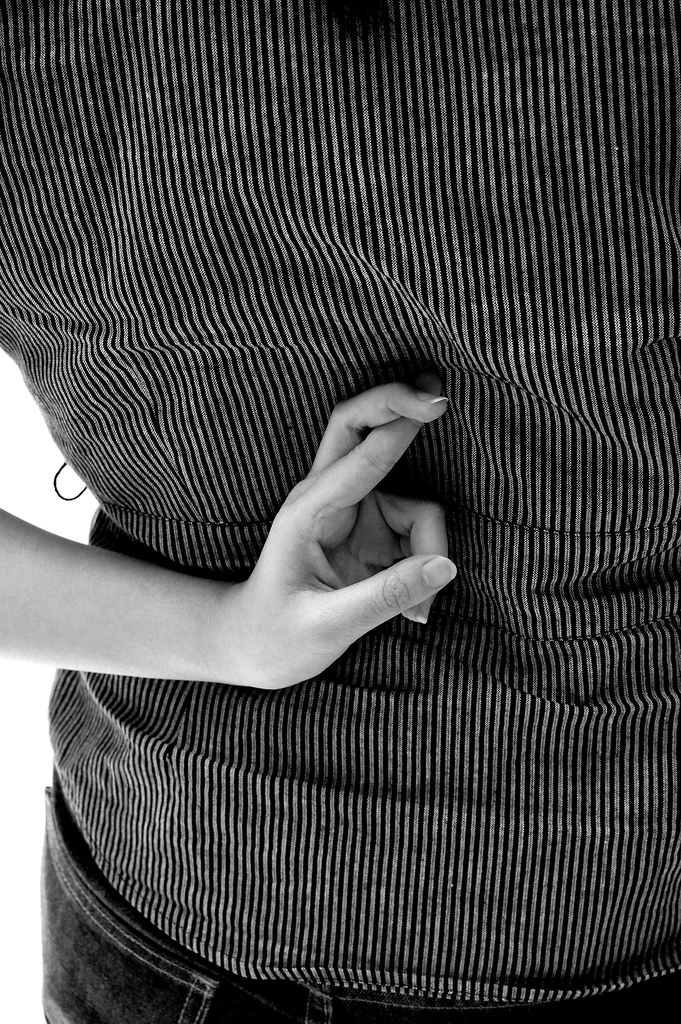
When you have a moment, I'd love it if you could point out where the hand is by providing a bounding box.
[212,370,457,689]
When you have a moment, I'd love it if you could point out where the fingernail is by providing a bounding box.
[415,392,448,405]
[420,600,433,623]
[404,610,427,624]
[422,558,457,587]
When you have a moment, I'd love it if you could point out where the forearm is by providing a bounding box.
[0,508,233,682]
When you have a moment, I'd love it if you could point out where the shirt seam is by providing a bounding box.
[429,608,681,643]
[101,499,681,536]
[101,501,273,528]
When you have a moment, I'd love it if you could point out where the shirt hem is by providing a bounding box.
[199,959,681,1005]
[89,854,681,1007]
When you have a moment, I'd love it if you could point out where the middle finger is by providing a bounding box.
[307,381,448,479]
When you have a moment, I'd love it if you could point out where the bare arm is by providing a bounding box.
[0,376,456,691]
[0,508,231,682]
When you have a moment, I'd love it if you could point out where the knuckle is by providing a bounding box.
[271,500,298,537]
[386,381,411,404]
[378,383,409,418]
[278,485,316,531]
[380,571,411,612]
[331,399,369,439]
[330,399,349,418]
[284,476,315,504]
[355,444,395,477]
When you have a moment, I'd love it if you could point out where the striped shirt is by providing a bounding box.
[1,0,680,1004]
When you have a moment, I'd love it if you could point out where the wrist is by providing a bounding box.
[194,578,244,685]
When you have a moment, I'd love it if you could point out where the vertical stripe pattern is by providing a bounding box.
[1,0,681,1003]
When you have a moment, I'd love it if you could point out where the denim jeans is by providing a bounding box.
[42,777,681,1023]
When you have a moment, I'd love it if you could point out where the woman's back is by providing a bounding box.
[1,0,680,1003]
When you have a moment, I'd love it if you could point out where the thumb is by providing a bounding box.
[329,556,458,640]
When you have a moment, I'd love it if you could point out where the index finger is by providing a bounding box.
[302,415,425,522]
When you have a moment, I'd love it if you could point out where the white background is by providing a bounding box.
[0,348,99,1023]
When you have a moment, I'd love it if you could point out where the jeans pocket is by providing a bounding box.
[41,783,221,1024]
